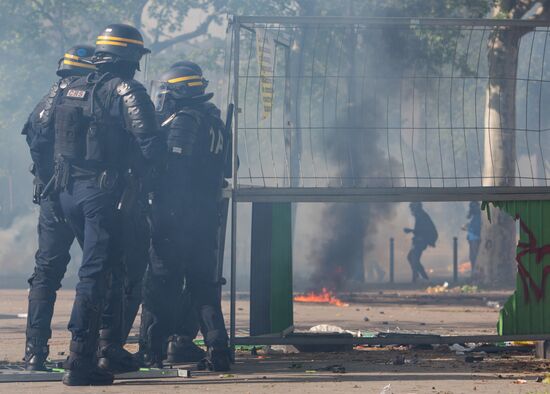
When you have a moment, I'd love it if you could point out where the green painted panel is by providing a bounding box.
[270,202,294,333]
[492,201,550,335]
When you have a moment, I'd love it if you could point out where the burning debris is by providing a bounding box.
[294,288,349,307]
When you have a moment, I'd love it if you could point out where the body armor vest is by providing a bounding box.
[53,75,124,174]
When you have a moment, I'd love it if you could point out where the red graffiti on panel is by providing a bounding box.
[514,214,550,303]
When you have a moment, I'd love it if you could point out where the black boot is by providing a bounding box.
[97,343,140,373]
[197,347,231,372]
[166,335,206,363]
[62,351,114,386]
[97,330,140,373]
[135,340,164,369]
[24,339,49,371]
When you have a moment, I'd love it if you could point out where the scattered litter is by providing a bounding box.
[379,383,392,394]
[382,321,389,325]
[305,370,317,374]
[364,316,370,322]
[450,343,475,354]
[269,345,299,354]
[425,283,478,294]
[17,313,27,319]
[379,311,385,314]
[486,301,501,309]
[513,379,527,384]
[426,282,449,294]
[289,363,302,369]
[309,324,345,334]
[238,307,244,311]
[511,341,535,346]
[465,355,484,363]
[308,324,362,337]
[460,285,478,294]
[356,308,360,312]
[219,374,234,378]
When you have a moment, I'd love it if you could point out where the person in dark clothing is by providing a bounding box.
[464,201,481,276]
[21,45,96,371]
[49,24,164,386]
[120,61,206,364]
[140,64,230,371]
[404,202,438,283]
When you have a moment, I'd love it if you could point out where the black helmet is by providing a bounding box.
[150,65,212,112]
[94,24,150,64]
[57,44,96,77]
[162,65,211,99]
[170,60,203,76]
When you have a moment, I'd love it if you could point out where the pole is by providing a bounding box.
[389,237,395,284]
[229,19,240,358]
[453,237,458,283]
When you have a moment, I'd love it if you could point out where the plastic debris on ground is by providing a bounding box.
[513,379,527,384]
[308,324,363,337]
[449,343,477,355]
[379,383,392,394]
[425,282,479,294]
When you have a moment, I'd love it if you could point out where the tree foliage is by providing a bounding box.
[0,0,491,220]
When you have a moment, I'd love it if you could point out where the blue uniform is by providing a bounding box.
[51,71,163,356]
[141,100,228,360]
[21,78,76,346]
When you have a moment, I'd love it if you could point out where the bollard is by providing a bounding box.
[453,237,458,283]
[389,237,395,284]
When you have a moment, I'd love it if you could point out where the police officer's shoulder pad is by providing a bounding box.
[48,82,60,98]
[116,79,146,96]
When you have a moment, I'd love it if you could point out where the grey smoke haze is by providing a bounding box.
[308,102,398,290]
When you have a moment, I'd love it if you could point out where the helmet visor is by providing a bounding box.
[149,80,169,112]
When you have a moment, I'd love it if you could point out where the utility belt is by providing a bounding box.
[41,158,120,200]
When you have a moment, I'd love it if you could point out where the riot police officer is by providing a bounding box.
[127,61,206,365]
[21,45,96,371]
[141,64,230,371]
[51,24,163,386]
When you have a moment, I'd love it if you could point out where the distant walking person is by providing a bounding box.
[403,202,438,282]
[464,201,481,276]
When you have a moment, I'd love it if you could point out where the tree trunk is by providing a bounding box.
[476,28,523,287]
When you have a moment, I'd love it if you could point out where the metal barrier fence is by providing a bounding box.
[225,16,550,347]
[227,16,550,203]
